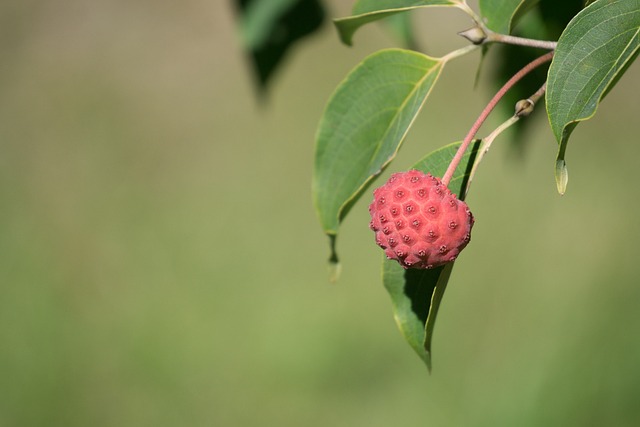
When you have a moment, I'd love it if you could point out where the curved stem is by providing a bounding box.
[441,51,554,187]
[465,83,547,196]
[456,1,483,27]
[465,115,519,196]
[485,32,557,50]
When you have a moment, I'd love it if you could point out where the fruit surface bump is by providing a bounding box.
[368,170,474,269]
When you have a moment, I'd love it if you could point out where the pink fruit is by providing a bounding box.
[368,170,474,269]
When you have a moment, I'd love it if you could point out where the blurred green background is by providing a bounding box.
[1,1,640,426]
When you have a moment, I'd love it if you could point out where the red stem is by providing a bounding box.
[441,51,554,187]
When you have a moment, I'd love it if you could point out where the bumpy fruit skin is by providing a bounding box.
[368,170,474,269]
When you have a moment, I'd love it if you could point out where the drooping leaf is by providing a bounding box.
[383,261,454,368]
[546,0,640,194]
[383,140,481,369]
[478,0,539,34]
[333,0,464,46]
[236,0,325,91]
[313,49,447,264]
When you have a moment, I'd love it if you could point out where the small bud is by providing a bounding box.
[515,99,535,117]
[458,26,487,45]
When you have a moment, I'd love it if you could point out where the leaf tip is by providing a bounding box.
[424,351,432,372]
[332,19,354,46]
[328,260,342,283]
[327,234,341,283]
[555,159,568,195]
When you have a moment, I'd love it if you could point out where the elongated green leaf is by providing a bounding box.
[479,0,539,33]
[334,0,463,46]
[383,261,453,368]
[546,0,640,194]
[236,0,325,90]
[383,140,480,369]
[313,49,446,263]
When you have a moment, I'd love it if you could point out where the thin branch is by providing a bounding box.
[465,115,519,196]
[455,1,556,50]
[485,32,557,50]
[465,82,547,196]
[441,51,554,187]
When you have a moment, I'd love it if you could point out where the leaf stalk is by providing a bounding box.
[441,43,480,62]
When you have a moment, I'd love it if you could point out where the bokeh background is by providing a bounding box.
[2,1,640,426]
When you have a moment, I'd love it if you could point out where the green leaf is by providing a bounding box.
[383,11,418,50]
[539,0,586,39]
[334,0,463,46]
[236,0,325,91]
[383,261,453,368]
[479,0,539,34]
[313,49,447,263]
[546,0,640,194]
[383,140,481,369]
